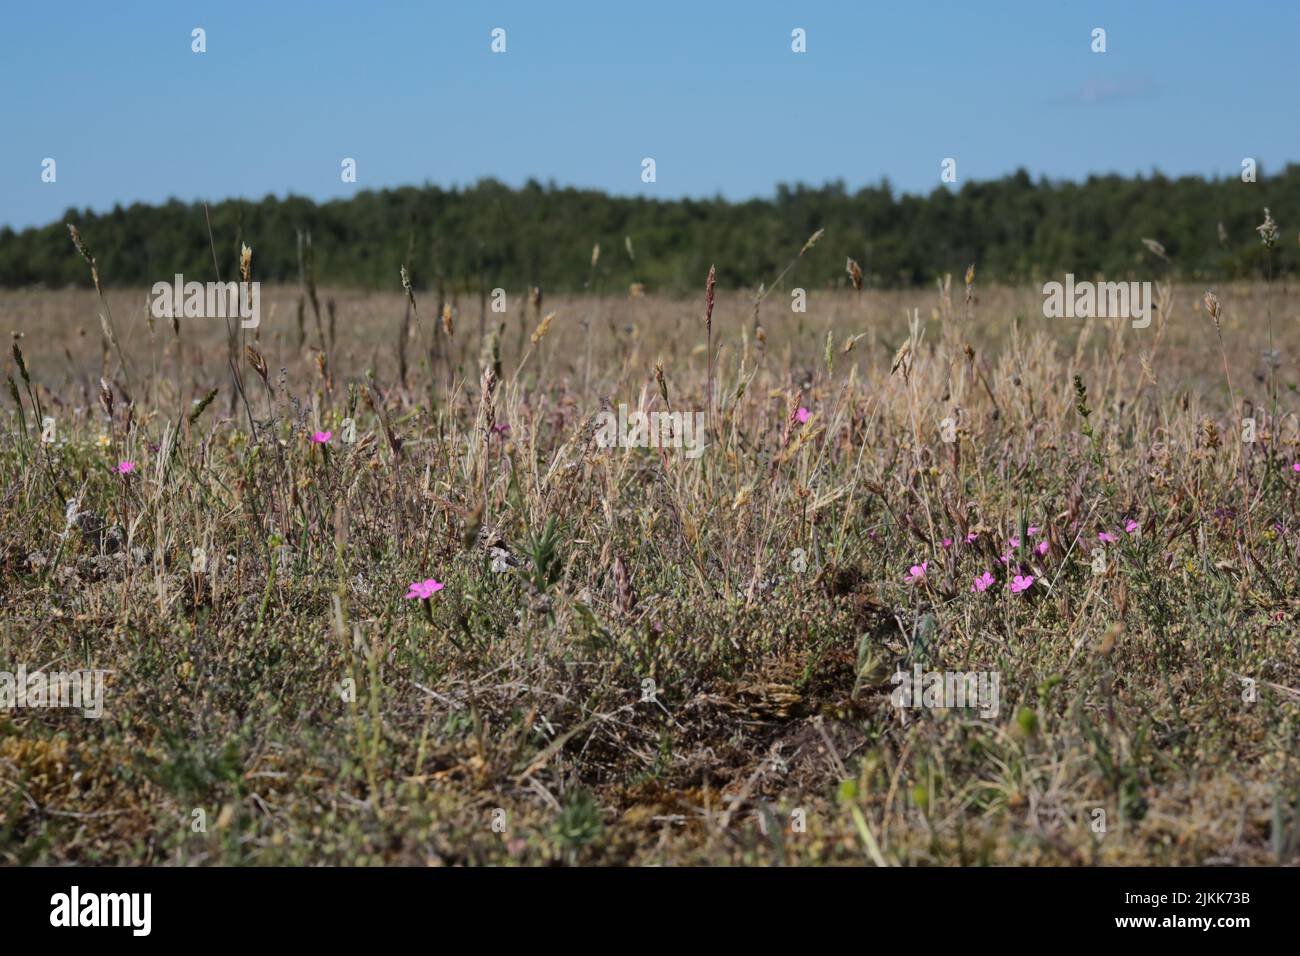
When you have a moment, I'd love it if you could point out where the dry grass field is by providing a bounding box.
[2,256,1299,865]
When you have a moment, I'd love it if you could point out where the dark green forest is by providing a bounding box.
[2,167,1296,293]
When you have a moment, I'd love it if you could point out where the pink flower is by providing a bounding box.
[1027,526,1039,537]
[1124,519,1139,534]
[1293,463,1300,473]
[1008,536,1020,548]
[311,430,332,444]
[491,423,510,435]
[906,561,928,581]
[797,407,810,424]
[405,578,444,600]
[941,538,953,549]
[1098,531,1117,544]
[1035,540,1049,556]
[970,571,995,593]
[114,460,135,475]
[1010,574,1034,594]
[999,552,1012,564]
[966,532,979,543]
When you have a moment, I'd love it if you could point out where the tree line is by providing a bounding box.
[1,166,1295,294]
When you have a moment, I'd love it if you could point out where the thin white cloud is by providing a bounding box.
[1065,75,1154,105]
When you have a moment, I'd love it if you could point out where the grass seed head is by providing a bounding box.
[799,228,825,256]
[67,224,92,265]
[245,345,269,383]
[98,378,114,420]
[531,311,556,344]
[1257,207,1279,248]
[12,342,29,385]
[1203,290,1222,331]
[704,265,716,332]
[846,257,863,292]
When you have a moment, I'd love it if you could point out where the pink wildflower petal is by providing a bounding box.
[797,407,810,424]
[405,578,444,600]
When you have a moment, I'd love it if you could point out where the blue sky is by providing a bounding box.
[2,0,1296,230]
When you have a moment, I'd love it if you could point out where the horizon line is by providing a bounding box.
[7,162,1298,233]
